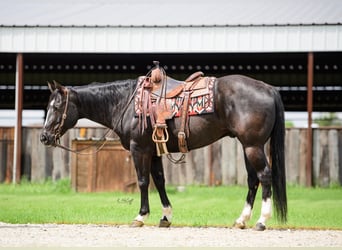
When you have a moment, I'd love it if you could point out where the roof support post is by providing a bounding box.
[306,52,314,187]
[13,53,23,184]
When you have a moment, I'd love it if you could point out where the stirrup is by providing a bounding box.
[152,124,169,143]
[152,124,170,156]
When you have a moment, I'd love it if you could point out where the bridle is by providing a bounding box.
[54,87,70,145]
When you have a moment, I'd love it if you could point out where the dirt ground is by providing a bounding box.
[0,223,341,247]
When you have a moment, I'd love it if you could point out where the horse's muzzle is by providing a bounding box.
[40,132,54,146]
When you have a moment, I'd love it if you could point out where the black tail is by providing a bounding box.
[270,89,287,223]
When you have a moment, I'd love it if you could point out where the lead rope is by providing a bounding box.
[55,129,114,155]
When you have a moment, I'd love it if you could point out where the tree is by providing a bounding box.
[314,112,341,127]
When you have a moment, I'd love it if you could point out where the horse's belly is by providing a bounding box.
[166,115,229,152]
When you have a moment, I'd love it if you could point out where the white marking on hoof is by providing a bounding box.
[257,198,272,226]
[134,213,149,223]
[235,202,252,227]
[162,206,172,222]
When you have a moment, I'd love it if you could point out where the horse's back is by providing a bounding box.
[217,74,275,96]
[217,74,277,110]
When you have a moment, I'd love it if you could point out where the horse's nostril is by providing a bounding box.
[40,133,48,144]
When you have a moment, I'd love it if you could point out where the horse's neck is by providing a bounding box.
[76,81,134,129]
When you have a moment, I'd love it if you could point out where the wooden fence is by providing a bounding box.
[0,127,341,187]
[0,127,14,183]
[163,128,342,187]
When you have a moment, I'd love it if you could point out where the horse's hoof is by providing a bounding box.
[233,221,246,229]
[131,220,144,227]
[255,222,266,231]
[159,218,171,228]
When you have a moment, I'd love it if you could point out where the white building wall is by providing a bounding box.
[1,25,341,53]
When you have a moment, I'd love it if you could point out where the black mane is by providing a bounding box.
[73,79,137,91]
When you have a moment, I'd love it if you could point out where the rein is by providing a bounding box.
[54,129,114,155]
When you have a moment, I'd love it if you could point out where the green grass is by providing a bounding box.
[0,179,341,229]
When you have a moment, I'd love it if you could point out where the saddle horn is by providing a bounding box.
[151,61,163,84]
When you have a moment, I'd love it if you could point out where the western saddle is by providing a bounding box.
[135,61,214,157]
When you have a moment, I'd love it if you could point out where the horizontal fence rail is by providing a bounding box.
[0,127,341,188]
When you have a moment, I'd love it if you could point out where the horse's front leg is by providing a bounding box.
[151,156,172,227]
[130,147,152,227]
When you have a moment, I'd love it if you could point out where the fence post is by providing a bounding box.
[13,53,23,184]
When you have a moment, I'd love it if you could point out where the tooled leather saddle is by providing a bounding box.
[134,61,216,156]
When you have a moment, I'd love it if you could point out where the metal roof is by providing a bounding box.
[1,0,342,27]
[1,0,341,53]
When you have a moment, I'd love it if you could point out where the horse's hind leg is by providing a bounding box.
[151,156,172,227]
[241,146,272,231]
[234,151,260,229]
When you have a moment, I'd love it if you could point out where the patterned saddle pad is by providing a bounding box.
[169,77,215,117]
[134,76,216,120]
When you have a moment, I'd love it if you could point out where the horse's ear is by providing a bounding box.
[53,80,61,89]
[47,81,54,93]
[52,80,67,95]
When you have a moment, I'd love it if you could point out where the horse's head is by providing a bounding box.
[40,81,79,146]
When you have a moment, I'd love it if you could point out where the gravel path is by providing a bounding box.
[0,223,341,247]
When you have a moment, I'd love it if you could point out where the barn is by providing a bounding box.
[0,0,341,187]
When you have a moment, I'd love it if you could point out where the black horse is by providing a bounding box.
[40,74,287,231]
